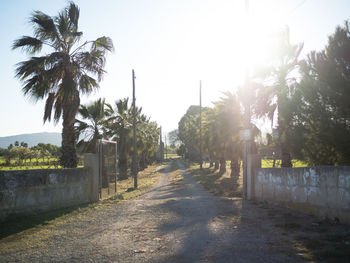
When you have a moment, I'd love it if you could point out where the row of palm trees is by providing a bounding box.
[179,22,350,168]
[75,98,161,179]
[178,27,303,170]
[178,91,259,176]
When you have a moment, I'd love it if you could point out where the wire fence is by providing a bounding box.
[97,139,118,199]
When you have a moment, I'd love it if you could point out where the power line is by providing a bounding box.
[288,0,307,16]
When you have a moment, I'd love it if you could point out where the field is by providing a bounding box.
[164,153,180,159]
[261,159,308,168]
[224,159,308,168]
[0,156,83,170]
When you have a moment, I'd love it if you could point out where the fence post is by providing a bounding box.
[84,153,99,202]
[247,154,261,200]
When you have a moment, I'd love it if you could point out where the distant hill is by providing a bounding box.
[0,132,61,148]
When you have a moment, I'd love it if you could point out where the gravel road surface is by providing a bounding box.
[1,159,304,262]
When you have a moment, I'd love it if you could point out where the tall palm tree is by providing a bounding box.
[75,98,106,153]
[254,27,303,167]
[13,2,114,167]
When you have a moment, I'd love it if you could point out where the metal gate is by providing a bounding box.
[97,139,118,199]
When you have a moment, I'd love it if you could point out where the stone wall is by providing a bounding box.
[248,160,350,223]
[0,163,97,221]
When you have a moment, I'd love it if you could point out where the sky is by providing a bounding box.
[0,0,349,138]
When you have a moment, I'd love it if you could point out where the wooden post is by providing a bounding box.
[199,81,202,170]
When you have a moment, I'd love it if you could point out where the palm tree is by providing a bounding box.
[136,115,160,170]
[105,98,133,179]
[205,92,242,174]
[75,98,106,153]
[13,2,114,167]
[254,27,303,167]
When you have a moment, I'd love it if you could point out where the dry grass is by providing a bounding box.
[264,204,350,262]
[187,162,242,198]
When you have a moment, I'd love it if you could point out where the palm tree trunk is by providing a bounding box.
[219,158,226,173]
[209,151,213,167]
[230,158,240,177]
[214,160,219,170]
[281,143,292,167]
[60,94,79,168]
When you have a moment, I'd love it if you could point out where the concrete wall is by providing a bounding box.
[0,154,99,221]
[250,163,350,223]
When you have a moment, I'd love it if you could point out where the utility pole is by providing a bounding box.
[160,126,164,162]
[132,69,138,189]
[165,135,167,160]
[242,0,250,200]
[199,80,202,170]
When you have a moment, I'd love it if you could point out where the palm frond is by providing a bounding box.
[68,2,80,31]
[79,74,99,94]
[56,10,69,41]
[92,37,114,52]
[12,36,43,54]
[22,75,51,100]
[15,56,46,80]
[53,96,63,123]
[30,11,57,41]
[44,93,56,122]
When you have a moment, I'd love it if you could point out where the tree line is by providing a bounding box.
[176,21,350,168]
[75,97,161,179]
[0,142,60,167]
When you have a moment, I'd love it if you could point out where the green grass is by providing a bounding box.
[165,153,180,159]
[0,165,85,171]
[0,157,58,164]
[261,159,308,168]
[0,165,61,170]
[0,156,84,170]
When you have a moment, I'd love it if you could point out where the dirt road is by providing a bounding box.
[1,160,309,262]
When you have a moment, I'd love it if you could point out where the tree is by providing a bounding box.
[75,98,106,153]
[168,129,180,147]
[104,98,161,177]
[13,2,114,167]
[105,98,133,179]
[136,115,160,169]
[254,27,303,167]
[178,93,243,175]
[20,142,28,148]
[293,21,350,165]
[178,106,201,161]
[203,92,242,174]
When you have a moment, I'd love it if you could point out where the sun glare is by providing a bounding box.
[238,1,287,72]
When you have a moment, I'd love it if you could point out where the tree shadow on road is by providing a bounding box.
[0,203,90,240]
[140,161,299,262]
